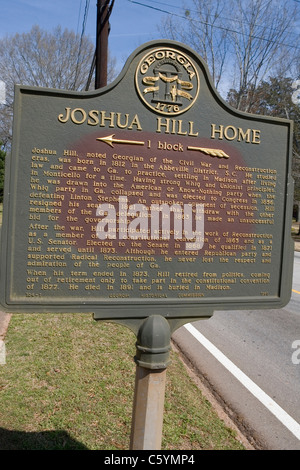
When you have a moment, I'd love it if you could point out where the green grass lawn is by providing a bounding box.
[0,313,246,450]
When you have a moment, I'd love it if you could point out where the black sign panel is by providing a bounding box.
[0,41,294,321]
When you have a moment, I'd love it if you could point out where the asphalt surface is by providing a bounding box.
[0,240,299,447]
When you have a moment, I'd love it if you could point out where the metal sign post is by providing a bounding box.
[130,366,167,450]
[129,315,171,450]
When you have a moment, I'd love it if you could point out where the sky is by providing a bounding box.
[0,0,189,74]
[1,0,300,98]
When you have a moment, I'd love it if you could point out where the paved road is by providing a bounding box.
[1,249,299,447]
[173,252,300,450]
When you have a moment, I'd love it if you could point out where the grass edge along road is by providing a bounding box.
[0,313,248,450]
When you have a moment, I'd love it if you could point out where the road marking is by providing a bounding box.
[292,289,300,295]
[184,323,300,441]
[0,340,6,365]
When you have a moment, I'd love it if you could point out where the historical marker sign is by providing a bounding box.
[0,41,294,321]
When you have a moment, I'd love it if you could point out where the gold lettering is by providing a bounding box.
[211,123,261,144]
[238,127,251,143]
[58,107,71,123]
[71,108,86,125]
[58,108,142,131]
[224,125,238,141]
[128,114,143,130]
[211,123,224,139]
[252,129,261,144]
[156,118,198,136]
[157,117,170,134]
[116,112,129,129]
[100,111,115,127]
[188,121,198,136]
[88,110,99,126]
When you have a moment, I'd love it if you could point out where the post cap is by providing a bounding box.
[134,315,171,370]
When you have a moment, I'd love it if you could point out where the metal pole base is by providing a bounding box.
[130,365,167,450]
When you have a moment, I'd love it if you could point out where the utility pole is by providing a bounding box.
[95,0,110,89]
[85,1,114,91]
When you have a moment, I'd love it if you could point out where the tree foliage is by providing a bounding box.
[228,77,300,202]
[1,25,95,92]
[159,0,300,203]
[0,25,116,147]
[159,0,299,99]
[160,0,230,89]
[228,0,297,111]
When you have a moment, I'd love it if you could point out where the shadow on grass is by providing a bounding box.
[0,427,88,450]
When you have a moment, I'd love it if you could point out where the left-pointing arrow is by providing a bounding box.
[96,134,145,148]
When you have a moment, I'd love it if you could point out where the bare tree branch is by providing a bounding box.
[0,25,117,146]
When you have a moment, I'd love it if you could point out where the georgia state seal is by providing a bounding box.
[135,47,200,116]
